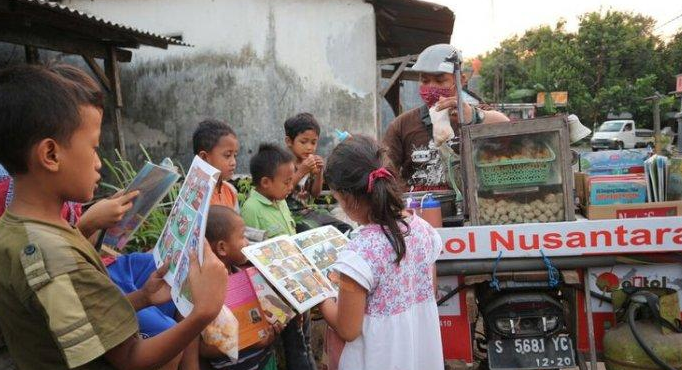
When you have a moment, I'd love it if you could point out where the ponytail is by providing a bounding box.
[368,175,409,263]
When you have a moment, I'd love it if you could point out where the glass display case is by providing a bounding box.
[461,116,575,225]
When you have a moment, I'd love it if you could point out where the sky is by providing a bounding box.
[429,0,682,58]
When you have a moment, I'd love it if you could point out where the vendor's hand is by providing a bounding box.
[435,96,473,124]
[140,258,172,306]
[78,190,140,237]
[189,239,229,324]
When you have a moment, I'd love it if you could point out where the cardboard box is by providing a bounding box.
[583,201,682,220]
[575,172,682,219]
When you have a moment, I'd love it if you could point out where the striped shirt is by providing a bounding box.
[210,346,273,370]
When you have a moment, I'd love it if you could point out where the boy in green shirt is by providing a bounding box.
[241,144,316,370]
[241,144,296,238]
[0,63,228,369]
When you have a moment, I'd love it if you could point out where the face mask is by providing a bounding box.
[419,85,454,107]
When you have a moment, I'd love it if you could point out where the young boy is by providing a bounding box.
[284,113,351,234]
[241,144,316,370]
[241,144,296,238]
[193,119,240,211]
[0,63,227,370]
[284,113,324,211]
[202,205,278,370]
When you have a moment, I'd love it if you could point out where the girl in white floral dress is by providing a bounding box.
[318,135,444,370]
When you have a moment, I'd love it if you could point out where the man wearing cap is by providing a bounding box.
[384,44,509,191]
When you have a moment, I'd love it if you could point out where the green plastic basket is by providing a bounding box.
[475,143,556,188]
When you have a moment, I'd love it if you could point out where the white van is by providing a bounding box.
[590,120,654,151]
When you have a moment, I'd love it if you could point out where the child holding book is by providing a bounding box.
[193,119,240,212]
[283,113,350,234]
[318,135,444,370]
[202,205,280,370]
[241,144,317,370]
[0,63,228,370]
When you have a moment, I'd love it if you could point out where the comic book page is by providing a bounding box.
[242,236,336,313]
[102,160,180,250]
[292,226,348,277]
[152,156,220,316]
[245,267,296,326]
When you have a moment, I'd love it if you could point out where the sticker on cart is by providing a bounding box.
[588,264,682,313]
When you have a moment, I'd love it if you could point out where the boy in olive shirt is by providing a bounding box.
[0,64,228,369]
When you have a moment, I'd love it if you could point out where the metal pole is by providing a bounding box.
[436,255,620,276]
[653,95,661,139]
[445,49,469,217]
[677,96,682,152]
[583,271,598,370]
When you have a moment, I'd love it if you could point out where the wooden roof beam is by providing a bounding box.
[0,26,132,62]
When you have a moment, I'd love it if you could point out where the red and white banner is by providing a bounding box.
[438,216,682,260]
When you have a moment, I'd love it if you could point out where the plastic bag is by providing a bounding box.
[429,106,454,147]
[202,305,239,362]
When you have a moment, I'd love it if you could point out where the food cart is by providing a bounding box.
[434,116,682,370]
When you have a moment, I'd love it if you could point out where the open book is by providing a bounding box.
[242,226,349,313]
[102,159,180,250]
[152,156,220,316]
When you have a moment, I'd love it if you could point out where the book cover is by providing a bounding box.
[225,270,270,350]
[589,174,647,205]
[242,226,349,313]
[579,149,648,175]
[102,159,180,250]
[245,267,296,326]
[152,156,220,316]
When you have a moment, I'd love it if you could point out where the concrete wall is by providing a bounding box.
[59,0,377,172]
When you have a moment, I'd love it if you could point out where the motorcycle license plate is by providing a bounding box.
[488,335,575,370]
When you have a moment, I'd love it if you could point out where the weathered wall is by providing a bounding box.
[60,0,377,172]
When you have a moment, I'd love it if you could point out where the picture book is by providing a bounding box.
[102,159,180,250]
[152,156,220,316]
[579,149,648,175]
[588,174,647,205]
[644,155,670,202]
[245,267,296,326]
[242,226,349,313]
[225,270,270,350]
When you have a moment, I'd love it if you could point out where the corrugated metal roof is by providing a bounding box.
[367,0,455,58]
[1,0,191,48]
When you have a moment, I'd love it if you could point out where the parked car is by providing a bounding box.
[590,120,654,151]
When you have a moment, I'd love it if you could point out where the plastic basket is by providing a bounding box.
[475,143,556,188]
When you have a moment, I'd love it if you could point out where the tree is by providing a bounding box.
[478,11,677,128]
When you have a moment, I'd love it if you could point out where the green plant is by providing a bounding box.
[235,177,253,207]
[100,145,183,253]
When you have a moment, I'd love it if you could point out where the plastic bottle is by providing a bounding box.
[405,197,421,216]
[420,193,442,228]
[334,129,351,143]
